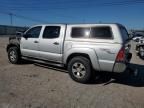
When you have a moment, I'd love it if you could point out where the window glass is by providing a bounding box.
[71,27,90,38]
[26,26,42,38]
[91,27,112,39]
[120,26,129,41]
[43,26,60,39]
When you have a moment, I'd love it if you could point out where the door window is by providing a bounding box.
[43,26,60,39]
[25,26,42,38]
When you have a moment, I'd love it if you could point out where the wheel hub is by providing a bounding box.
[72,62,86,79]
[10,50,16,61]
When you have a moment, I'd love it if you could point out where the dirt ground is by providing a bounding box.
[0,37,144,108]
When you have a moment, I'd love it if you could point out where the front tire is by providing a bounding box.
[67,56,92,83]
[8,47,21,64]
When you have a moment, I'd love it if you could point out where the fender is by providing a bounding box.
[6,43,20,52]
[64,47,100,71]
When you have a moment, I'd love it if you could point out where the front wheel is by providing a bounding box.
[8,47,21,64]
[67,56,93,83]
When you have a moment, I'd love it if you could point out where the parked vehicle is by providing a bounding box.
[136,38,144,59]
[132,34,144,42]
[132,31,144,42]
[6,23,132,83]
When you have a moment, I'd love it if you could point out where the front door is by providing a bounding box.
[20,26,42,58]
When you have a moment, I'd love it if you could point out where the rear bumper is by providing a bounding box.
[113,53,132,73]
[113,63,127,73]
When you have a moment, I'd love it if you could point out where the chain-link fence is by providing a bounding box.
[0,25,28,36]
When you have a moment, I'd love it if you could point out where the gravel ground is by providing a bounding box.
[0,37,144,108]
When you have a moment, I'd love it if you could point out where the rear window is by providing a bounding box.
[71,27,90,38]
[90,27,112,39]
[120,26,129,41]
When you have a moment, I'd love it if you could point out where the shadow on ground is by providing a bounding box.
[91,63,144,87]
[25,61,144,87]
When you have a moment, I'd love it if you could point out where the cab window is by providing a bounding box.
[25,26,42,38]
[43,26,60,39]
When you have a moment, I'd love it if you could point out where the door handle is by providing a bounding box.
[34,41,39,43]
[53,42,59,45]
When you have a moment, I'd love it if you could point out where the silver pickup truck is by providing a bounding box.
[7,23,132,83]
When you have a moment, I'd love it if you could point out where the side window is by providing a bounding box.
[90,27,112,39]
[71,27,90,38]
[25,26,42,38]
[43,26,60,39]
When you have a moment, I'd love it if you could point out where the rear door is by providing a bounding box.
[20,26,42,58]
[39,25,66,63]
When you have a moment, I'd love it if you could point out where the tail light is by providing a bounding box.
[116,47,125,62]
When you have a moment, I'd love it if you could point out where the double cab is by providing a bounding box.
[7,23,132,83]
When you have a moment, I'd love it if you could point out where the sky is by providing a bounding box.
[0,0,144,30]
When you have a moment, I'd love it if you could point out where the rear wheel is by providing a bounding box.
[67,56,93,83]
[8,47,21,64]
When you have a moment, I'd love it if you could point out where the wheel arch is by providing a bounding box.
[66,53,90,64]
[7,43,20,53]
[64,48,100,71]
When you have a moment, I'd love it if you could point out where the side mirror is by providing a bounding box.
[16,32,23,37]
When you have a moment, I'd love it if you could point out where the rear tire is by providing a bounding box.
[67,56,93,83]
[8,47,21,64]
